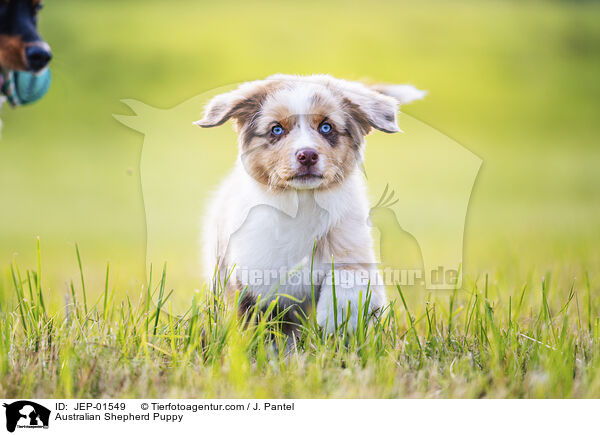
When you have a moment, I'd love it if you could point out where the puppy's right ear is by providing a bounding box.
[194,91,247,128]
[194,80,273,128]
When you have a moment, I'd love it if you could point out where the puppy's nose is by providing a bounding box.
[296,148,319,167]
[25,46,52,72]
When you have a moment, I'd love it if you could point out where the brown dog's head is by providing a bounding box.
[196,75,424,191]
[0,0,51,72]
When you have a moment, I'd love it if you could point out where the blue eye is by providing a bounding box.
[319,122,332,134]
[271,124,284,136]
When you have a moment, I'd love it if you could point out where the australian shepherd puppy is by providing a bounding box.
[196,74,424,333]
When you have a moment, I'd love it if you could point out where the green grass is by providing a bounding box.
[1,244,599,398]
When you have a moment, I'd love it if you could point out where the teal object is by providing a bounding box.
[1,68,51,106]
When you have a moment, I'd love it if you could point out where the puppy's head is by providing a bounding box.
[196,74,425,191]
[0,0,51,72]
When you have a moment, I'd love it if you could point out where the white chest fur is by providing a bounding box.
[206,164,370,303]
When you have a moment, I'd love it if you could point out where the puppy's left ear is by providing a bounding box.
[342,85,401,134]
[370,84,427,106]
[340,81,425,134]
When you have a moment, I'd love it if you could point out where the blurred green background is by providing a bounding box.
[1,0,599,304]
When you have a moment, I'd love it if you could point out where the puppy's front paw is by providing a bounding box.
[316,290,359,334]
[316,287,384,335]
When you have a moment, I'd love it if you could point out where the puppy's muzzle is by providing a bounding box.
[296,148,319,167]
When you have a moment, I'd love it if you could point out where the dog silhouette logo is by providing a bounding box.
[2,401,50,432]
[114,81,481,293]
